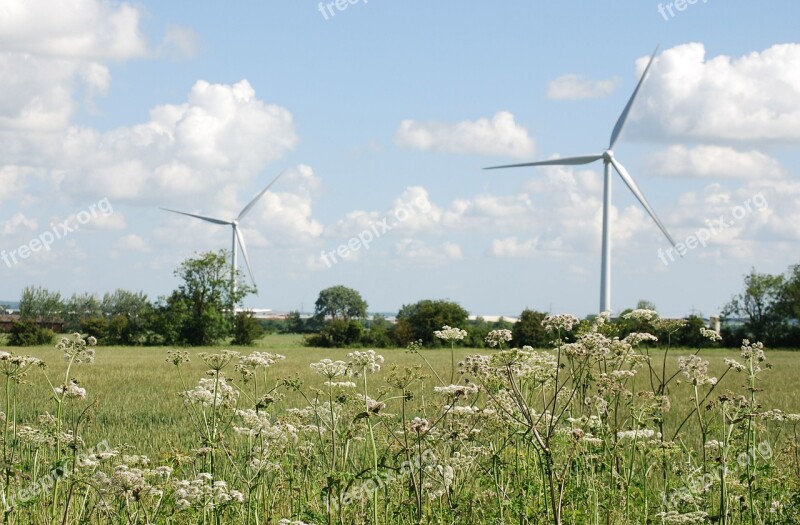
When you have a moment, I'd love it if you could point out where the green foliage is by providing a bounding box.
[305,319,364,347]
[80,316,109,343]
[313,285,368,322]
[63,292,102,332]
[394,299,469,345]
[231,311,265,346]
[8,320,55,346]
[722,267,788,346]
[361,315,393,348]
[18,285,63,322]
[155,251,253,346]
[284,310,306,333]
[512,309,550,348]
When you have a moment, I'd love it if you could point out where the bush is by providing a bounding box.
[231,312,265,346]
[305,319,364,348]
[8,320,55,346]
[80,316,109,344]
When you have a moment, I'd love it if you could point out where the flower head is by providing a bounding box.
[434,326,467,343]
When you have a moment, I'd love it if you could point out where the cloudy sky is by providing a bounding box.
[1,0,799,318]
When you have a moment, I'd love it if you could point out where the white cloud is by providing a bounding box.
[547,74,619,100]
[160,25,199,60]
[647,145,786,179]
[112,234,151,253]
[48,79,298,203]
[395,111,535,158]
[394,239,463,266]
[633,43,800,142]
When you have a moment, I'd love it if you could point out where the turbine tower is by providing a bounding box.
[161,172,284,306]
[485,48,676,313]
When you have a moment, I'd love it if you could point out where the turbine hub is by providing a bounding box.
[603,150,614,162]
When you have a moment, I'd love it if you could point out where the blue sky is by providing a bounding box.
[1,0,799,318]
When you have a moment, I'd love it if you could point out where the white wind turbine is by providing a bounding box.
[161,172,284,304]
[485,48,676,313]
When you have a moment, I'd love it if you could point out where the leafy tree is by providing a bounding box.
[512,309,549,348]
[636,299,657,311]
[101,289,152,344]
[394,299,469,345]
[363,314,393,348]
[313,285,368,322]
[157,251,252,346]
[63,292,102,331]
[232,311,265,346]
[81,317,110,343]
[285,311,306,333]
[722,268,786,345]
[19,286,63,322]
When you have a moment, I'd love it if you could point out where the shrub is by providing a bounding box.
[8,320,55,346]
[231,312,265,346]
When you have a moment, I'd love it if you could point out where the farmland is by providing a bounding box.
[1,324,799,524]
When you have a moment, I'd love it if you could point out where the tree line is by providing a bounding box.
[2,254,799,348]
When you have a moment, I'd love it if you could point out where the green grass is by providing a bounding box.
[7,335,799,457]
[3,334,800,524]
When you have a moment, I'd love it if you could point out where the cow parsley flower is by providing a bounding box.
[434,326,467,342]
[485,329,512,348]
[347,350,384,376]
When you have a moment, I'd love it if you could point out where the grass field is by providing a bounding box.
[8,334,799,456]
[1,329,799,524]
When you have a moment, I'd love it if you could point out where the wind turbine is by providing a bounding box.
[161,172,284,306]
[485,48,676,313]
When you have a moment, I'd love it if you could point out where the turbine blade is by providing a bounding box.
[485,154,603,170]
[234,225,257,288]
[160,208,231,226]
[238,171,285,220]
[609,46,659,149]
[609,157,676,247]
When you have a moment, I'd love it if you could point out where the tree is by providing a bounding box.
[231,311,265,346]
[157,251,253,346]
[102,289,152,344]
[722,268,786,345]
[285,311,305,333]
[512,309,549,348]
[19,286,63,322]
[8,320,55,346]
[394,299,469,345]
[313,285,368,322]
[63,292,102,331]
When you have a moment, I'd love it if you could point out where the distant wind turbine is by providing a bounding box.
[161,172,284,304]
[485,48,676,313]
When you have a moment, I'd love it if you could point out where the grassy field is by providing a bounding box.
[7,334,799,456]
[1,331,799,524]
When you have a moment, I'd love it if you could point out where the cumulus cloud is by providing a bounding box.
[647,145,787,179]
[547,74,619,100]
[50,79,298,203]
[0,0,149,131]
[395,111,535,158]
[633,43,800,142]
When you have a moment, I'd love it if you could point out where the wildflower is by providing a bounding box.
[725,358,746,372]
[310,358,349,379]
[346,350,384,376]
[54,380,87,400]
[323,381,356,389]
[542,314,579,332]
[617,429,660,440]
[434,326,467,342]
[166,350,190,366]
[409,417,429,434]
[198,350,239,371]
[0,352,46,384]
[622,309,659,322]
[484,329,512,348]
[434,383,479,398]
[180,374,239,408]
[700,328,722,342]
[740,340,766,363]
[678,355,717,386]
[655,511,709,524]
[57,333,96,364]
